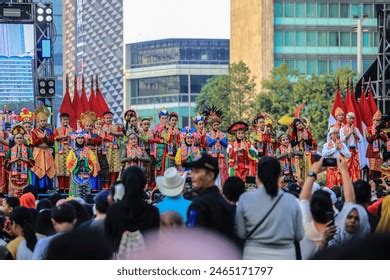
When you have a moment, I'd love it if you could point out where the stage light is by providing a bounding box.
[39,81,46,87]
[37,7,44,15]
[45,15,52,22]
[45,8,52,15]
[37,15,44,22]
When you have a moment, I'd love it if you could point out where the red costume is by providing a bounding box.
[228,122,250,181]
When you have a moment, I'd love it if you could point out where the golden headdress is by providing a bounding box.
[80,111,97,126]
[19,108,34,124]
[11,124,26,136]
[373,110,382,121]
[34,106,50,121]
[335,107,345,117]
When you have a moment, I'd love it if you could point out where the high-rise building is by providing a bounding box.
[0,24,25,56]
[51,0,63,116]
[231,0,383,91]
[125,39,229,127]
[0,56,34,108]
[64,0,123,121]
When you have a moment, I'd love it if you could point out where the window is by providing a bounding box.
[351,4,361,18]
[285,31,294,46]
[274,59,283,67]
[296,3,305,17]
[329,3,339,18]
[307,32,316,46]
[274,2,283,17]
[352,32,357,47]
[318,3,328,18]
[307,60,317,75]
[286,60,295,69]
[340,4,350,18]
[318,32,327,46]
[296,60,306,74]
[373,32,378,47]
[340,32,351,47]
[306,3,316,17]
[340,60,351,68]
[363,4,373,18]
[296,31,305,46]
[363,33,370,47]
[275,31,283,46]
[285,2,294,17]
[318,60,328,74]
[329,32,339,46]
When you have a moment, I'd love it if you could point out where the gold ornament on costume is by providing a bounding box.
[34,106,50,121]
[11,124,26,136]
[80,111,97,126]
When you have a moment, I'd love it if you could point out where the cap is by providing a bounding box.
[182,154,219,177]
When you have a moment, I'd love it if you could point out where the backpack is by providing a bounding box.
[116,230,145,260]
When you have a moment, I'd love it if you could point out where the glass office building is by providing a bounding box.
[52,0,63,116]
[125,39,229,126]
[273,1,382,75]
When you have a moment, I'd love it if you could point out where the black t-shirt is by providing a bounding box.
[187,186,235,240]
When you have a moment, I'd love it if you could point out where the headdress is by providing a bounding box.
[180,127,197,144]
[158,109,169,118]
[193,115,206,125]
[328,127,339,137]
[346,112,355,119]
[373,110,382,121]
[252,112,271,126]
[34,106,50,121]
[276,131,288,141]
[140,116,153,122]
[11,124,26,136]
[19,108,34,124]
[124,109,137,119]
[202,106,223,125]
[278,115,293,126]
[80,111,97,126]
[335,107,345,117]
[70,130,90,141]
[169,112,179,120]
[227,121,249,135]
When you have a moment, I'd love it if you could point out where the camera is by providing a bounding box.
[323,158,337,167]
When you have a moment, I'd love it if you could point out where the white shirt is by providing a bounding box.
[321,141,351,159]
[340,126,363,148]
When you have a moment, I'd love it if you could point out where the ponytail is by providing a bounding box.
[257,156,281,198]
[23,220,37,251]
[9,206,37,252]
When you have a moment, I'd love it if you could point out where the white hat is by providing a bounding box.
[156,167,187,197]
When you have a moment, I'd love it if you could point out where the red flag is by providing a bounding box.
[345,79,363,133]
[359,83,373,127]
[59,74,76,129]
[366,82,378,115]
[293,103,305,118]
[80,75,91,112]
[95,75,110,115]
[72,75,84,123]
[88,75,102,115]
[331,79,346,118]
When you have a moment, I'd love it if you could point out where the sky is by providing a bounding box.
[123,0,230,44]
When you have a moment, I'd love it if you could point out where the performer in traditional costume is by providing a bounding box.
[81,111,101,192]
[4,125,34,197]
[0,111,10,195]
[227,122,250,181]
[366,110,388,180]
[332,107,345,131]
[276,133,297,178]
[67,131,98,199]
[290,118,314,181]
[193,115,207,153]
[123,109,139,137]
[139,117,155,188]
[175,127,201,171]
[121,132,150,171]
[205,107,228,186]
[19,108,34,148]
[322,127,351,188]
[152,109,169,177]
[165,112,181,168]
[94,117,110,190]
[340,112,363,182]
[54,113,73,193]
[102,111,123,186]
[31,106,56,193]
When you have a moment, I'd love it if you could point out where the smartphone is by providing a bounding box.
[246,176,256,184]
[325,211,335,226]
[323,158,337,167]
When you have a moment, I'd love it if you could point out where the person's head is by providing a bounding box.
[127,133,138,147]
[130,116,138,127]
[160,211,184,228]
[103,112,113,124]
[94,119,103,130]
[94,190,110,215]
[310,190,333,224]
[60,113,70,126]
[158,110,169,125]
[2,196,20,216]
[11,125,26,146]
[353,180,371,206]
[169,113,178,127]
[294,118,304,130]
[236,129,245,140]
[222,176,246,204]
[255,116,265,130]
[196,120,205,131]
[211,121,220,131]
[335,108,345,123]
[156,167,186,198]
[332,186,342,199]
[183,155,219,191]
[280,134,289,146]
[141,118,151,131]
[76,135,86,146]
[328,127,340,142]
[9,206,37,251]
[14,132,24,145]
[84,122,94,131]
[34,209,55,237]
[46,228,111,260]
[36,198,54,212]
[38,118,47,128]
[51,203,77,233]
[20,192,36,209]
[346,112,355,125]
[340,204,370,238]
[22,122,32,133]
[67,200,91,228]
[185,133,194,146]
[256,156,281,198]
[121,167,147,206]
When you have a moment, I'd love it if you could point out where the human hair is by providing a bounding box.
[121,167,147,214]
[4,196,20,209]
[332,186,342,199]
[257,156,281,198]
[95,191,109,214]
[9,206,37,251]
[34,209,55,236]
[67,200,91,228]
[222,176,246,203]
[22,185,38,200]
[160,211,184,228]
[353,180,371,205]
[49,192,64,206]
[36,198,54,212]
[51,203,76,224]
[310,190,333,224]
[60,113,70,119]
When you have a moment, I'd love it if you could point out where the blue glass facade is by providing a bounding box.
[52,0,63,115]
[273,1,382,75]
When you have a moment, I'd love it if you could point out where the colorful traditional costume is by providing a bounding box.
[0,112,10,194]
[165,112,181,168]
[139,117,156,188]
[227,122,251,181]
[4,125,34,197]
[175,127,201,171]
[19,108,34,148]
[275,133,296,177]
[94,118,110,189]
[193,115,207,153]
[66,131,98,199]
[151,110,169,177]
[54,113,73,192]
[31,106,56,193]
[121,132,150,171]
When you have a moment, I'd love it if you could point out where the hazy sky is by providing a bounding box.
[123,0,230,44]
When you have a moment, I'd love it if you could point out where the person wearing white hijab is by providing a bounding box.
[328,204,370,248]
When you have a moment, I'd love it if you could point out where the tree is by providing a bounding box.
[196,61,256,127]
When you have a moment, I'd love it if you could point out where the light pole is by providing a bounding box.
[354,15,368,78]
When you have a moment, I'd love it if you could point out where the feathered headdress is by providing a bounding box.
[80,111,97,126]
[11,124,26,136]
[202,106,223,125]
[34,106,50,121]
